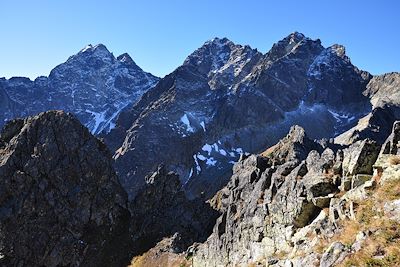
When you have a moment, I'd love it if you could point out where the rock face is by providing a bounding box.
[109,32,372,200]
[0,88,15,125]
[335,73,400,145]
[192,126,341,266]
[365,72,400,108]
[342,139,380,176]
[0,111,132,267]
[129,165,218,256]
[380,120,400,155]
[0,44,159,134]
[191,122,396,266]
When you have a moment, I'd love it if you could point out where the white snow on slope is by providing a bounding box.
[180,113,195,133]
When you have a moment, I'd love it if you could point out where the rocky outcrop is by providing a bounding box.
[192,126,341,266]
[0,44,159,134]
[380,121,400,155]
[129,165,218,257]
[192,122,398,266]
[364,72,400,109]
[335,73,400,145]
[372,121,400,183]
[341,139,380,176]
[0,111,132,267]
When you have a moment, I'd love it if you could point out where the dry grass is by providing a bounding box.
[129,252,190,267]
[260,143,279,158]
[128,238,190,267]
[389,155,400,166]
[313,180,400,267]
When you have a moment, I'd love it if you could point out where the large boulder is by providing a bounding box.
[0,111,132,267]
[342,139,380,176]
[380,121,400,155]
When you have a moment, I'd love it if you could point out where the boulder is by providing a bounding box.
[342,139,380,176]
[380,121,400,155]
[384,199,400,223]
[320,242,349,267]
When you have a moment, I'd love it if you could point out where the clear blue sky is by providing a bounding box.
[1,0,399,79]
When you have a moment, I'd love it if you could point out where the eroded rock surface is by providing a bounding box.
[0,111,132,267]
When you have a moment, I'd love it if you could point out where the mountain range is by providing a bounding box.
[0,32,399,266]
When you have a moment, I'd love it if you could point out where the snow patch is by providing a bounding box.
[206,157,217,166]
[202,144,213,155]
[328,109,352,123]
[85,109,107,134]
[197,154,207,161]
[200,121,206,132]
[193,155,201,174]
[180,113,195,133]
[219,149,227,156]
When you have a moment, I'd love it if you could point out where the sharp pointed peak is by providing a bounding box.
[279,31,313,44]
[266,31,323,59]
[288,31,306,40]
[117,53,134,63]
[328,44,346,57]
[202,37,235,49]
[117,53,136,65]
[79,43,110,54]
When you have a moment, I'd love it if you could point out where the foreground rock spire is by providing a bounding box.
[0,111,132,267]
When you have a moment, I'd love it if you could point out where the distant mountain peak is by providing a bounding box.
[79,43,109,54]
[182,36,259,75]
[329,44,346,58]
[117,53,136,65]
[266,32,322,61]
[288,31,306,41]
[204,37,233,48]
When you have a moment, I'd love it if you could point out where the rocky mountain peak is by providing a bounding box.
[266,32,322,61]
[182,37,259,75]
[117,52,137,66]
[262,125,321,165]
[59,43,115,69]
[79,43,110,54]
[329,44,347,58]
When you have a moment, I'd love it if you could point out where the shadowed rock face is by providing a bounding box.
[381,121,400,155]
[129,165,219,257]
[335,73,400,145]
[0,111,132,267]
[0,88,14,124]
[109,32,372,200]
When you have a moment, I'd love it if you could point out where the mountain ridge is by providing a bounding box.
[108,32,374,200]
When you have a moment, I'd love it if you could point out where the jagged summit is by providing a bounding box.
[65,43,115,65]
[266,32,322,61]
[203,37,234,47]
[79,43,110,53]
[117,52,137,65]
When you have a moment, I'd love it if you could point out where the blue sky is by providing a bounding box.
[1,0,399,79]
